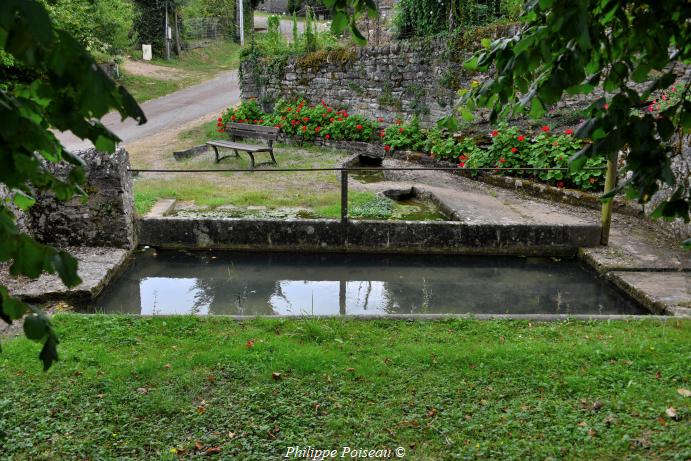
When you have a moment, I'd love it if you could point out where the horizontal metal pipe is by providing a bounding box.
[129,167,607,173]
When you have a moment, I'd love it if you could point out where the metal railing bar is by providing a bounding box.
[129,167,607,173]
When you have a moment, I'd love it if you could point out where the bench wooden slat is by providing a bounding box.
[207,140,271,153]
[224,122,279,141]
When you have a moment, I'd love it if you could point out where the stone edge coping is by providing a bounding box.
[72,313,675,321]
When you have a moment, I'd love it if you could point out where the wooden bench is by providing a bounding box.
[207,123,279,169]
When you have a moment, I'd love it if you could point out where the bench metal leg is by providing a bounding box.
[212,145,220,163]
[233,149,240,158]
[269,148,278,166]
[247,152,256,169]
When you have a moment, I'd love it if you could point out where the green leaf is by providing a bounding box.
[39,333,59,371]
[23,313,49,340]
[53,251,81,288]
[12,190,35,211]
[331,11,349,34]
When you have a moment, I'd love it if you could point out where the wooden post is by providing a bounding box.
[600,152,618,245]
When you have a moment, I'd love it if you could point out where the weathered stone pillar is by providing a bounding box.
[27,147,136,249]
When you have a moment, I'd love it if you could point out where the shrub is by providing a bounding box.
[219,99,265,130]
[383,117,427,152]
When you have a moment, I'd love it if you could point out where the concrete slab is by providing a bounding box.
[145,199,177,218]
[607,271,691,316]
[579,226,691,273]
[0,247,131,302]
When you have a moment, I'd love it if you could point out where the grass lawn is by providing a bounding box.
[119,41,242,103]
[1,316,689,460]
[129,120,426,220]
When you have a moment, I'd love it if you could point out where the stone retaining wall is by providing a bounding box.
[241,40,468,126]
[139,217,601,256]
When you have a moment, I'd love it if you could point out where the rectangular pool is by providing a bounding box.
[88,250,649,316]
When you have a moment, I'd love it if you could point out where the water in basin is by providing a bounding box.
[89,250,648,316]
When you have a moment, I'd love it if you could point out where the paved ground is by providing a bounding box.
[57,70,241,151]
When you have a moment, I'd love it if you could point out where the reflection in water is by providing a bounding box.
[91,250,648,316]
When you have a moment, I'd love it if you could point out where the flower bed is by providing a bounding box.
[217,98,606,191]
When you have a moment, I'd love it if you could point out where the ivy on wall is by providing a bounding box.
[394,0,518,38]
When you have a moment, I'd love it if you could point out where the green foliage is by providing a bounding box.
[40,0,136,61]
[220,99,265,127]
[182,0,238,40]
[304,6,317,52]
[463,0,691,223]
[383,118,427,151]
[394,0,512,38]
[0,0,145,367]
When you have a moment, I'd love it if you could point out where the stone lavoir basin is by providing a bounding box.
[88,249,649,317]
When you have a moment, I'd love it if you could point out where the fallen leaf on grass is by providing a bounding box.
[136,387,148,395]
[194,441,203,450]
[677,388,691,397]
[207,375,216,383]
[206,446,221,454]
[246,339,255,349]
[163,364,171,369]
[665,407,678,420]
[592,401,603,412]
[587,428,597,437]
[346,367,355,373]
[427,408,438,417]
[577,421,587,427]
[272,372,282,380]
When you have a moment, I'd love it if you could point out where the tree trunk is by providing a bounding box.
[174,7,182,55]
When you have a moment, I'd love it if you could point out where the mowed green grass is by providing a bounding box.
[1,316,689,460]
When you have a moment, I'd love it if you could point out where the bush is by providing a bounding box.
[383,117,427,152]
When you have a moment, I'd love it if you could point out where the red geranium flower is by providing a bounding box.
[329,117,335,123]
[380,131,385,138]
[303,117,310,122]
[217,129,224,133]
[287,107,292,112]
[603,103,609,110]
[564,129,574,135]
[459,155,467,161]
[399,127,404,133]
[377,117,384,122]
[325,134,331,140]
[384,145,391,152]
[396,119,402,125]
[556,180,565,188]
[238,120,244,123]
[301,125,307,132]
[541,125,550,132]
[517,135,525,142]
[315,126,321,133]
[499,158,506,163]
[327,108,333,113]
[356,124,363,130]
[491,130,499,137]
[253,120,258,123]
[338,117,343,122]
[231,115,236,121]
[217,117,223,122]
[459,162,466,168]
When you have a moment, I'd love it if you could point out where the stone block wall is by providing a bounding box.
[25,147,136,249]
[241,40,469,126]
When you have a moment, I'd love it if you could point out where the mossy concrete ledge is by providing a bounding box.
[138,217,601,255]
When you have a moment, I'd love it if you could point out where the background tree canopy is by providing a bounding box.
[0,0,145,368]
